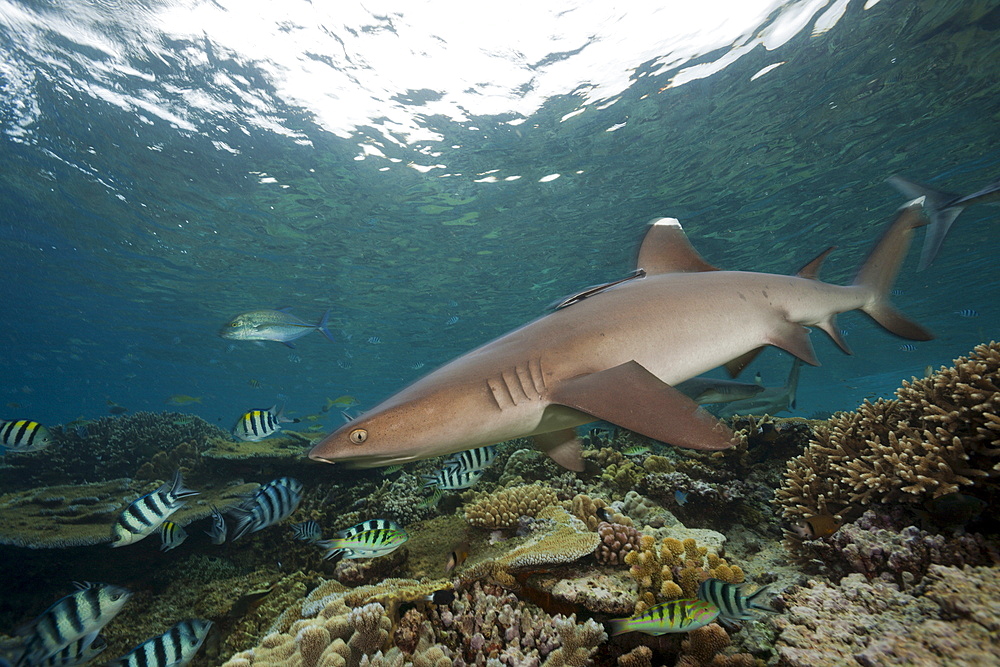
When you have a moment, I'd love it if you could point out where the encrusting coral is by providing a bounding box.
[464,483,560,529]
[777,341,1000,553]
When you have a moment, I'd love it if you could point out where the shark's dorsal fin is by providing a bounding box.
[795,246,836,280]
[637,218,719,275]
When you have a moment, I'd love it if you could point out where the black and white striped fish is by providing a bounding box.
[229,477,303,541]
[291,520,322,542]
[204,506,227,545]
[443,445,496,473]
[0,419,53,453]
[232,405,298,442]
[17,583,130,666]
[32,635,106,667]
[107,618,212,667]
[422,467,484,491]
[159,522,187,552]
[317,519,408,562]
[696,578,776,621]
[111,471,198,548]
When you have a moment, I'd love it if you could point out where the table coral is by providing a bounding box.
[464,483,560,529]
[777,342,1000,556]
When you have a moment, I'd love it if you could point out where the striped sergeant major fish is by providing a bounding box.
[421,467,484,491]
[232,405,299,442]
[31,635,106,667]
[0,419,53,453]
[697,578,776,621]
[204,506,227,545]
[107,618,212,667]
[317,518,409,563]
[111,471,198,548]
[159,521,187,552]
[229,477,303,541]
[291,520,322,542]
[442,445,497,473]
[16,582,130,666]
[609,598,720,636]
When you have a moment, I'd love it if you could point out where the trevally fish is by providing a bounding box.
[111,471,198,547]
[309,201,933,471]
[317,519,408,563]
[888,175,1000,270]
[159,521,187,552]
[0,419,53,453]
[229,477,303,541]
[609,598,720,636]
[204,506,227,545]
[220,308,334,347]
[442,445,496,473]
[232,405,299,442]
[107,618,212,667]
[697,578,776,621]
[422,467,484,491]
[17,582,131,666]
[291,520,322,542]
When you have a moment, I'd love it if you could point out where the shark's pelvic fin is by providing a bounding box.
[853,200,934,341]
[637,218,719,275]
[767,322,820,366]
[532,428,585,472]
[550,360,734,451]
[725,347,764,378]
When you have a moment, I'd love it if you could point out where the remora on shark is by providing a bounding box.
[310,200,933,471]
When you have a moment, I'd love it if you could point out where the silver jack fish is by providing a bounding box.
[111,471,198,547]
[310,201,932,471]
[220,308,334,347]
[17,583,130,666]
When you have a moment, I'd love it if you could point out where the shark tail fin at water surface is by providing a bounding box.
[852,199,934,341]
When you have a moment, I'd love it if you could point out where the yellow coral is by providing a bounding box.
[464,483,559,529]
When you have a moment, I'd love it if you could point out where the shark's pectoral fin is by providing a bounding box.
[768,322,820,366]
[550,361,735,451]
[532,429,585,472]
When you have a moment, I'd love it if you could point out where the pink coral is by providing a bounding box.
[595,521,640,566]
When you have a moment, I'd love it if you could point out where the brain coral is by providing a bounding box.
[777,341,1000,546]
[464,483,559,529]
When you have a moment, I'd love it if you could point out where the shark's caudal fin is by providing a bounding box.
[853,200,934,341]
[887,175,964,271]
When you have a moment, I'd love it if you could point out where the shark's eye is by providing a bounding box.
[349,429,367,445]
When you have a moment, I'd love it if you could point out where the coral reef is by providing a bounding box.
[619,491,680,529]
[571,493,632,530]
[678,624,755,667]
[774,565,1000,666]
[595,521,640,566]
[802,509,997,585]
[464,484,560,529]
[777,342,1000,554]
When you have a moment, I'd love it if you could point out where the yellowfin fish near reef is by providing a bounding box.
[610,598,720,636]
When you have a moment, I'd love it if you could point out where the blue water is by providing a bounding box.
[1,0,998,433]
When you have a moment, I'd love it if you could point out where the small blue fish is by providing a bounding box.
[900,344,917,352]
[955,309,979,318]
[367,336,382,344]
[410,362,425,370]
[891,289,904,296]
[674,490,689,506]
[159,521,187,552]
[445,316,460,326]
[291,520,322,542]
[205,506,227,545]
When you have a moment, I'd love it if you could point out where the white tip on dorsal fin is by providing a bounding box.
[637,216,719,275]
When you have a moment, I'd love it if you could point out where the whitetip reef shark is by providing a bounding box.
[712,358,802,420]
[310,199,933,472]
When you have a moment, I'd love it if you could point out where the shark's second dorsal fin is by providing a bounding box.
[795,246,836,280]
[637,218,719,275]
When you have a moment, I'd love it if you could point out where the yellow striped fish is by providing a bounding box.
[0,419,52,452]
[232,405,298,442]
[609,599,720,636]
